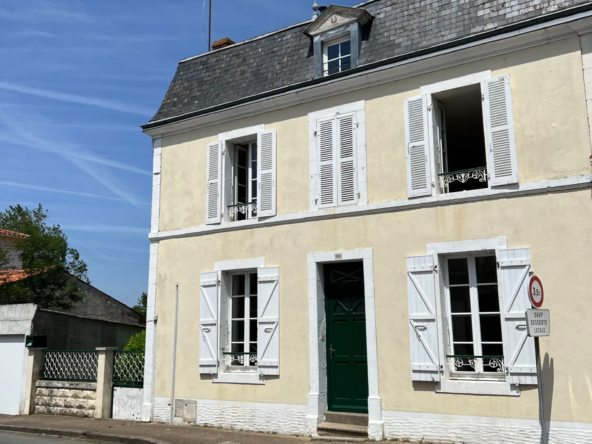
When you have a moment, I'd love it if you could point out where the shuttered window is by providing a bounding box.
[404,95,432,198]
[316,113,358,208]
[206,142,222,224]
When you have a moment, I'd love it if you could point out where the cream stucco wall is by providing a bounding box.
[154,189,592,424]
[152,34,592,427]
[158,36,591,233]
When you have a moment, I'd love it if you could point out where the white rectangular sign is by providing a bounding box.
[526,309,550,337]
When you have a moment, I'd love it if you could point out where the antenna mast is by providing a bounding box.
[208,0,212,51]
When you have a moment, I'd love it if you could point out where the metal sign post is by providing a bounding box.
[527,276,549,443]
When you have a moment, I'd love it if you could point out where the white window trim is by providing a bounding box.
[218,125,264,141]
[308,100,367,211]
[426,237,520,397]
[212,257,266,385]
[322,34,351,77]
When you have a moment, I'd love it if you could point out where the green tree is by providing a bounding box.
[124,330,146,351]
[132,292,147,319]
[0,204,89,309]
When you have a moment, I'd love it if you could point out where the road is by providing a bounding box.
[0,432,94,443]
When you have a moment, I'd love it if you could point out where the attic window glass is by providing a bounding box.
[324,37,351,76]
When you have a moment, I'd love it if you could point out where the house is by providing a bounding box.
[0,228,28,269]
[0,229,144,416]
[141,0,592,442]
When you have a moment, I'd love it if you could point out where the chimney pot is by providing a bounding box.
[212,37,235,50]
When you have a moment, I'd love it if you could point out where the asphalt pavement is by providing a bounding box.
[0,431,92,443]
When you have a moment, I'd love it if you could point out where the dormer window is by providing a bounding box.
[304,5,373,80]
[324,37,351,76]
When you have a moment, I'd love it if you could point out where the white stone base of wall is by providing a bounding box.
[153,397,307,435]
[112,387,143,421]
[383,410,592,444]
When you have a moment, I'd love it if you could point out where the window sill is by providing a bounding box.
[437,378,519,396]
[212,372,265,385]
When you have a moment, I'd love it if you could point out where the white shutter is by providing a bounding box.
[337,114,357,206]
[406,255,440,381]
[257,267,279,375]
[257,130,277,217]
[317,117,337,208]
[482,76,519,186]
[199,272,219,374]
[404,95,432,198]
[206,141,222,224]
[498,248,537,385]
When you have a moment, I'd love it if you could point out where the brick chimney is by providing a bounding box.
[212,37,235,51]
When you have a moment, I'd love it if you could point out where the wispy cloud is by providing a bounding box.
[0,180,148,204]
[62,224,147,235]
[0,6,94,24]
[83,33,181,43]
[0,81,152,116]
[4,30,56,39]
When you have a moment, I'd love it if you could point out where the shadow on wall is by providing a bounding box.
[541,353,554,444]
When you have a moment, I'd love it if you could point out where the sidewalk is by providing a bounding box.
[0,415,361,444]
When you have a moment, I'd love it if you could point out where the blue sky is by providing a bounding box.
[0,0,360,307]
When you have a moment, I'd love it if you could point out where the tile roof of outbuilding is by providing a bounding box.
[0,229,29,239]
[147,0,592,126]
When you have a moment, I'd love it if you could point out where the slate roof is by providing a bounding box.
[147,0,592,127]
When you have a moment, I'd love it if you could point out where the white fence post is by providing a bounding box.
[95,347,116,419]
[23,348,45,415]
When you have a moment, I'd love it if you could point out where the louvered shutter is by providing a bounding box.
[317,117,337,208]
[257,267,279,375]
[257,130,277,217]
[498,248,537,385]
[482,76,519,186]
[206,141,222,224]
[337,114,357,206]
[199,272,219,374]
[406,255,440,381]
[404,95,432,198]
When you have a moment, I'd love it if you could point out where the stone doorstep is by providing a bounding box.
[324,412,368,427]
[317,422,368,439]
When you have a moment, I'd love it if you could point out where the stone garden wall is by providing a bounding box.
[34,380,96,417]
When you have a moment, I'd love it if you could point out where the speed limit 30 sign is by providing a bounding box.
[529,276,544,308]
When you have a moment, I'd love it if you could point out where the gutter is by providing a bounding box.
[142,2,592,131]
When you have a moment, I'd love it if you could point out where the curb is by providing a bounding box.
[0,424,169,444]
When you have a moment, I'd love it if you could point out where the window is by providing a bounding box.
[404,75,519,199]
[323,37,351,76]
[444,255,504,379]
[226,272,258,371]
[230,142,258,221]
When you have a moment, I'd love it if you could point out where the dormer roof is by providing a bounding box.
[304,5,374,38]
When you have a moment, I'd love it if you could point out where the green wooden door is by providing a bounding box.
[324,262,369,413]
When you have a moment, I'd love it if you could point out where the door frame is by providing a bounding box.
[306,248,383,440]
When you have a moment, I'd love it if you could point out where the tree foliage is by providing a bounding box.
[124,330,146,351]
[132,292,147,319]
[0,204,89,309]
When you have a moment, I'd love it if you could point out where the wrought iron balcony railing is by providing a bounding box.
[438,167,489,191]
[447,355,505,374]
[223,352,257,367]
[227,200,257,218]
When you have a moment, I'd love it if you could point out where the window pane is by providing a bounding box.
[327,44,339,60]
[480,315,502,342]
[451,315,473,342]
[353,299,365,314]
[251,144,257,161]
[482,344,504,373]
[449,286,471,313]
[250,320,258,341]
[476,256,497,284]
[249,343,257,353]
[481,343,503,357]
[238,186,247,202]
[232,297,245,318]
[341,56,351,71]
[250,274,257,295]
[231,343,244,353]
[250,297,258,318]
[340,40,351,56]
[232,274,245,296]
[451,343,475,372]
[251,161,257,179]
[238,167,247,185]
[328,59,339,75]
[478,285,499,312]
[231,321,245,341]
[238,149,247,166]
[448,258,469,285]
[251,181,257,199]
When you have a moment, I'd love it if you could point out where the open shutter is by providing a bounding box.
[257,267,279,375]
[206,141,222,224]
[498,248,537,385]
[404,95,432,198]
[257,130,277,217]
[199,272,219,374]
[406,255,440,381]
[318,117,337,208]
[337,114,357,206]
[482,76,519,186]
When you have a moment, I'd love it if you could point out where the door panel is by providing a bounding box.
[325,262,369,413]
[0,335,26,415]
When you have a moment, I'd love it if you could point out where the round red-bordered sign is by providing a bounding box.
[529,276,544,308]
